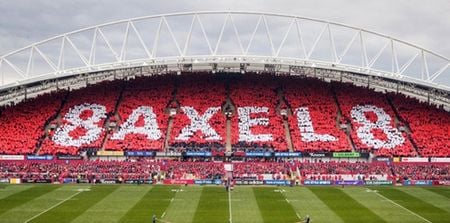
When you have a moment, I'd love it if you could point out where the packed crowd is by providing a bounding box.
[392,163,450,180]
[164,161,224,179]
[170,75,227,146]
[283,78,350,152]
[294,160,392,181]
[0,160,222,182]
[0,91,66,155]
[390,93,450,157]
[0,160,448,182]
[294,160,390,175]
[230,75,287,151]
[232,161,292,180]
[40,81,123,155]
[0,160,161,182]
[104,76,173,151]
[335,83,416,157]
[0,73,448,158]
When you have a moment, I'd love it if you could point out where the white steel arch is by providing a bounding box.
[0,11,449,91]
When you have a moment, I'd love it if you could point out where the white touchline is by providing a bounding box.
[373,190,432,223]
[24,190,84,223]
[228,188,233,223]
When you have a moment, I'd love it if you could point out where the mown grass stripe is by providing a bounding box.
[163,186,203,223]
[284,187,344,223]
[193,186,229,223]
[232,187,264,223]
[343,187,426,223]
[0,185,59,216]
[120,185,178,223]
[397,187,450,215]
[309,187,386,223]
[71,185,152,223]
[0,184,34,200]
[29,185,117,223]
[373,189,432,223]
[25,190,83,223]
[424,187,450,199]
[376,187,450,222]
[253,187,298,223]
[0,185,87,223]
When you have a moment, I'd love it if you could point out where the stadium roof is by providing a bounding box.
[0,11,449,92]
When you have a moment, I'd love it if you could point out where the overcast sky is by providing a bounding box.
[0,0,449,56]
[0,0,449,85]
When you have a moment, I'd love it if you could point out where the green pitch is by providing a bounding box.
[0,184,449,223]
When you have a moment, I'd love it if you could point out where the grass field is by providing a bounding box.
[0,184,449,223]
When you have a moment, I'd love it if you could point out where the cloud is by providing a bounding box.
[0,0,448,85]
[0,0,448,55]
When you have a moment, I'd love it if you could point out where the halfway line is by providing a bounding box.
[373,190,432,223]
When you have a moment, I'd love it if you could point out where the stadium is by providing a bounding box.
[0,7,449,223]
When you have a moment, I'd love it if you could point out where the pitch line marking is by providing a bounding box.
[24,190,84,223]
[161,212,166,218]
[228,188,233,223]
[296,212,302,220]
[285,198,290,203]
[372,190,432,223]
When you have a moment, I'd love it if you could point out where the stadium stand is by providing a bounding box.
[169,74,227,151]
[39,80,122,155]
[104,76,173,151]
[0,74,448,159]
[232,161,292,180]
[335,83,417,157]
[0,160,161,182]
[0,160,224,182]
[230,75,287,151]
[164,161,224,179]
[0,91,66,155]
[283,78,350,152]
[389,93,450,157]
[1,160,448,183]
[392,163,450,180]
[295,160,392,181]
